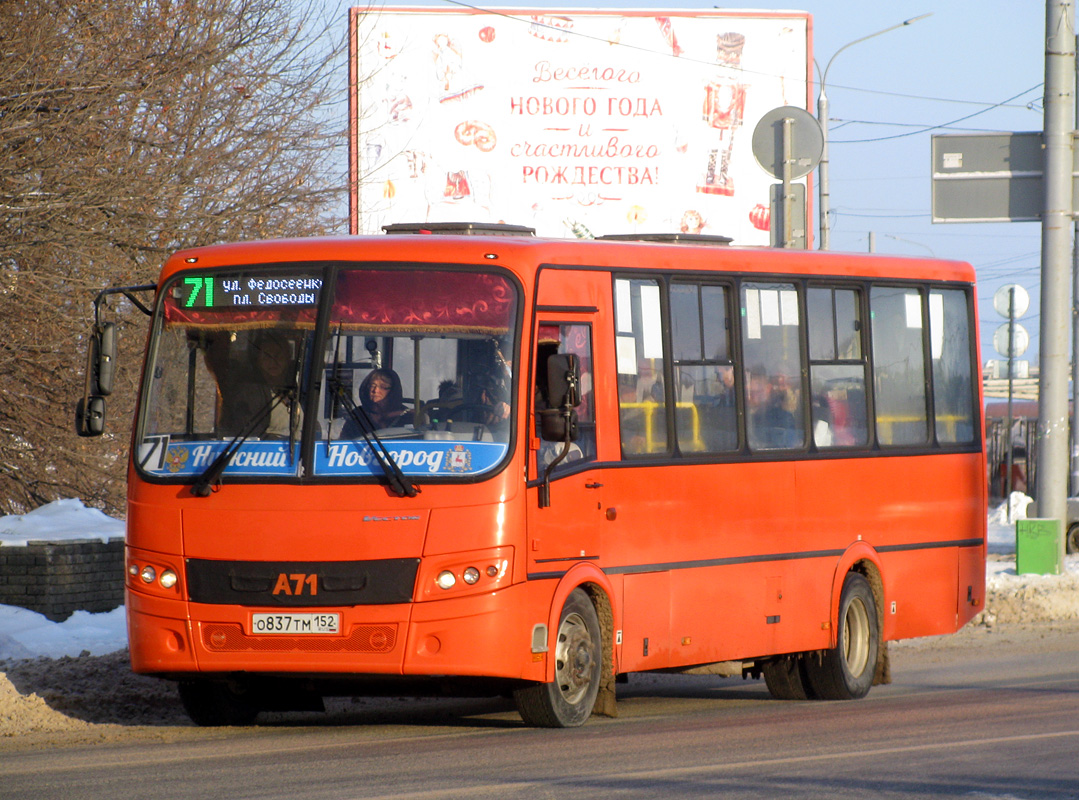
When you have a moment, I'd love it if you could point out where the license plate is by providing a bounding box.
[250,612,340,635]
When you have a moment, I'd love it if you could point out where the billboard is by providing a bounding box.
[349,7,811,243]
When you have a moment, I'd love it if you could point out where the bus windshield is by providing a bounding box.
[136,264,519,484]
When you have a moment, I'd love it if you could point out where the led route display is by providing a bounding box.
[181,274,323,308]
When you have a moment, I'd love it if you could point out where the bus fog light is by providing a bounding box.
[140,565,157,584]
[128,564,139,577]
[486,565,498,578]
[159,569,178,589]
[436,570,457,590]
[463,567,480,585]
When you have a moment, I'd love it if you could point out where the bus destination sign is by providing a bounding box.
[180,274,323,309]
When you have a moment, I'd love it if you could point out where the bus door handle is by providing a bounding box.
[585,482,603,489]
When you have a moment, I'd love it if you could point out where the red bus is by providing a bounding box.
[79,223,986,727]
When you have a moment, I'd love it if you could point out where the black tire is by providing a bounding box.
[1067,524,1079,555]
[514,588,602,727]
[805,572,879,701]
[762,653,815,700]
[178,680,259,726]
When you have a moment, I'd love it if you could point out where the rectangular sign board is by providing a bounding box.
[931,132,1044,223]
[349,7,811,244]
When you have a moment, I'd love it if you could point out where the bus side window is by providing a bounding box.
[742,283,806,451]
[671,282,736,453]
[535,323,596,473]
[615,278,667,455]
[807,287,869,448]
[929,288,976,444]
[871,286,929,446]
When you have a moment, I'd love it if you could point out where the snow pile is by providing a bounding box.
[979,491,1079,625]
[0,498,123,546]
[0,605,127,662]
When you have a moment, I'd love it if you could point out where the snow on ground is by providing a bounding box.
[1,495,1078,737]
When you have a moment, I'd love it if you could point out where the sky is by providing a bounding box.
[327,1,1049,368]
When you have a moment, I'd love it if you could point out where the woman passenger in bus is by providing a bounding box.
[343,368,409,434]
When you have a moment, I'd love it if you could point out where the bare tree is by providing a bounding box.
[0,0,348,515]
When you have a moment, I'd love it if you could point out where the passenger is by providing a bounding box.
[749,372,798,448]
[475,372,511,437]
[254,331,302,439]
[344,368,409,434]
[423,379,464,426]
[437,379,463,404]
[214,330,301,438]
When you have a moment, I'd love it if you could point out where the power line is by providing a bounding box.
[833,84,1044,143]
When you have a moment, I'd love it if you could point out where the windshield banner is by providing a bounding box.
[313,441,506,476]
[136,437,506,478]
[137,438,302,477]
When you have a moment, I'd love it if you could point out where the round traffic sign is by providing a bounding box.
[993,322,1029,358]
[992,284,1029,319]
[751,106,823,180]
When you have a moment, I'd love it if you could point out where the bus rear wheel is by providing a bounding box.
[1067,524,1079,555]
[805,572,879,701]
[762,653,816,700]
[514,588,602,727]
[178,679,259,726]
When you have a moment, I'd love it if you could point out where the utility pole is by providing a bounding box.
[1035,0,1074,550]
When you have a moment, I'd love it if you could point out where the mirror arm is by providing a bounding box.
[93,283,155,327]
[538,405,574,509]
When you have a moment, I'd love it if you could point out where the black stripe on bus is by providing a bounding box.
[525,538,985,581]
[535,304,599,313]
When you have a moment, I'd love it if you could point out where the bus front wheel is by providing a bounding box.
[178,679,259,726]
[1067,524,1079,555]
[514,588,602,728]
[805,572,879,701]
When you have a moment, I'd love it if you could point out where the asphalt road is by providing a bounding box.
[2,623,1077,800]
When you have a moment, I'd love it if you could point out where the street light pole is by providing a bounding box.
[816,14,931,250]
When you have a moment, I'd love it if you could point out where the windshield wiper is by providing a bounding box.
[191,389,288,497]
[327,327,419,498]
[328,377,419,498]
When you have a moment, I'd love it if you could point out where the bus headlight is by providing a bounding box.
[436,570,457,590]
[140,565,157,584]
[419,547,513,600]
[159,569,178,589]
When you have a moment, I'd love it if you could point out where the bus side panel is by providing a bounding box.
[879,550,960,639]
[606,450,984,670]
[958,542,986,628]
[605,461,834,670]
[795,452,984,641]
[620,571,671,671]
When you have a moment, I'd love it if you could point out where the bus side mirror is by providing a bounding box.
[95,322,117,396]
[75,395,106,437]
[77,322,117,437]
[539,353,580,442]
[546,353,580,408]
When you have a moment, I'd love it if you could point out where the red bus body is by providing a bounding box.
[120,231,986,724]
